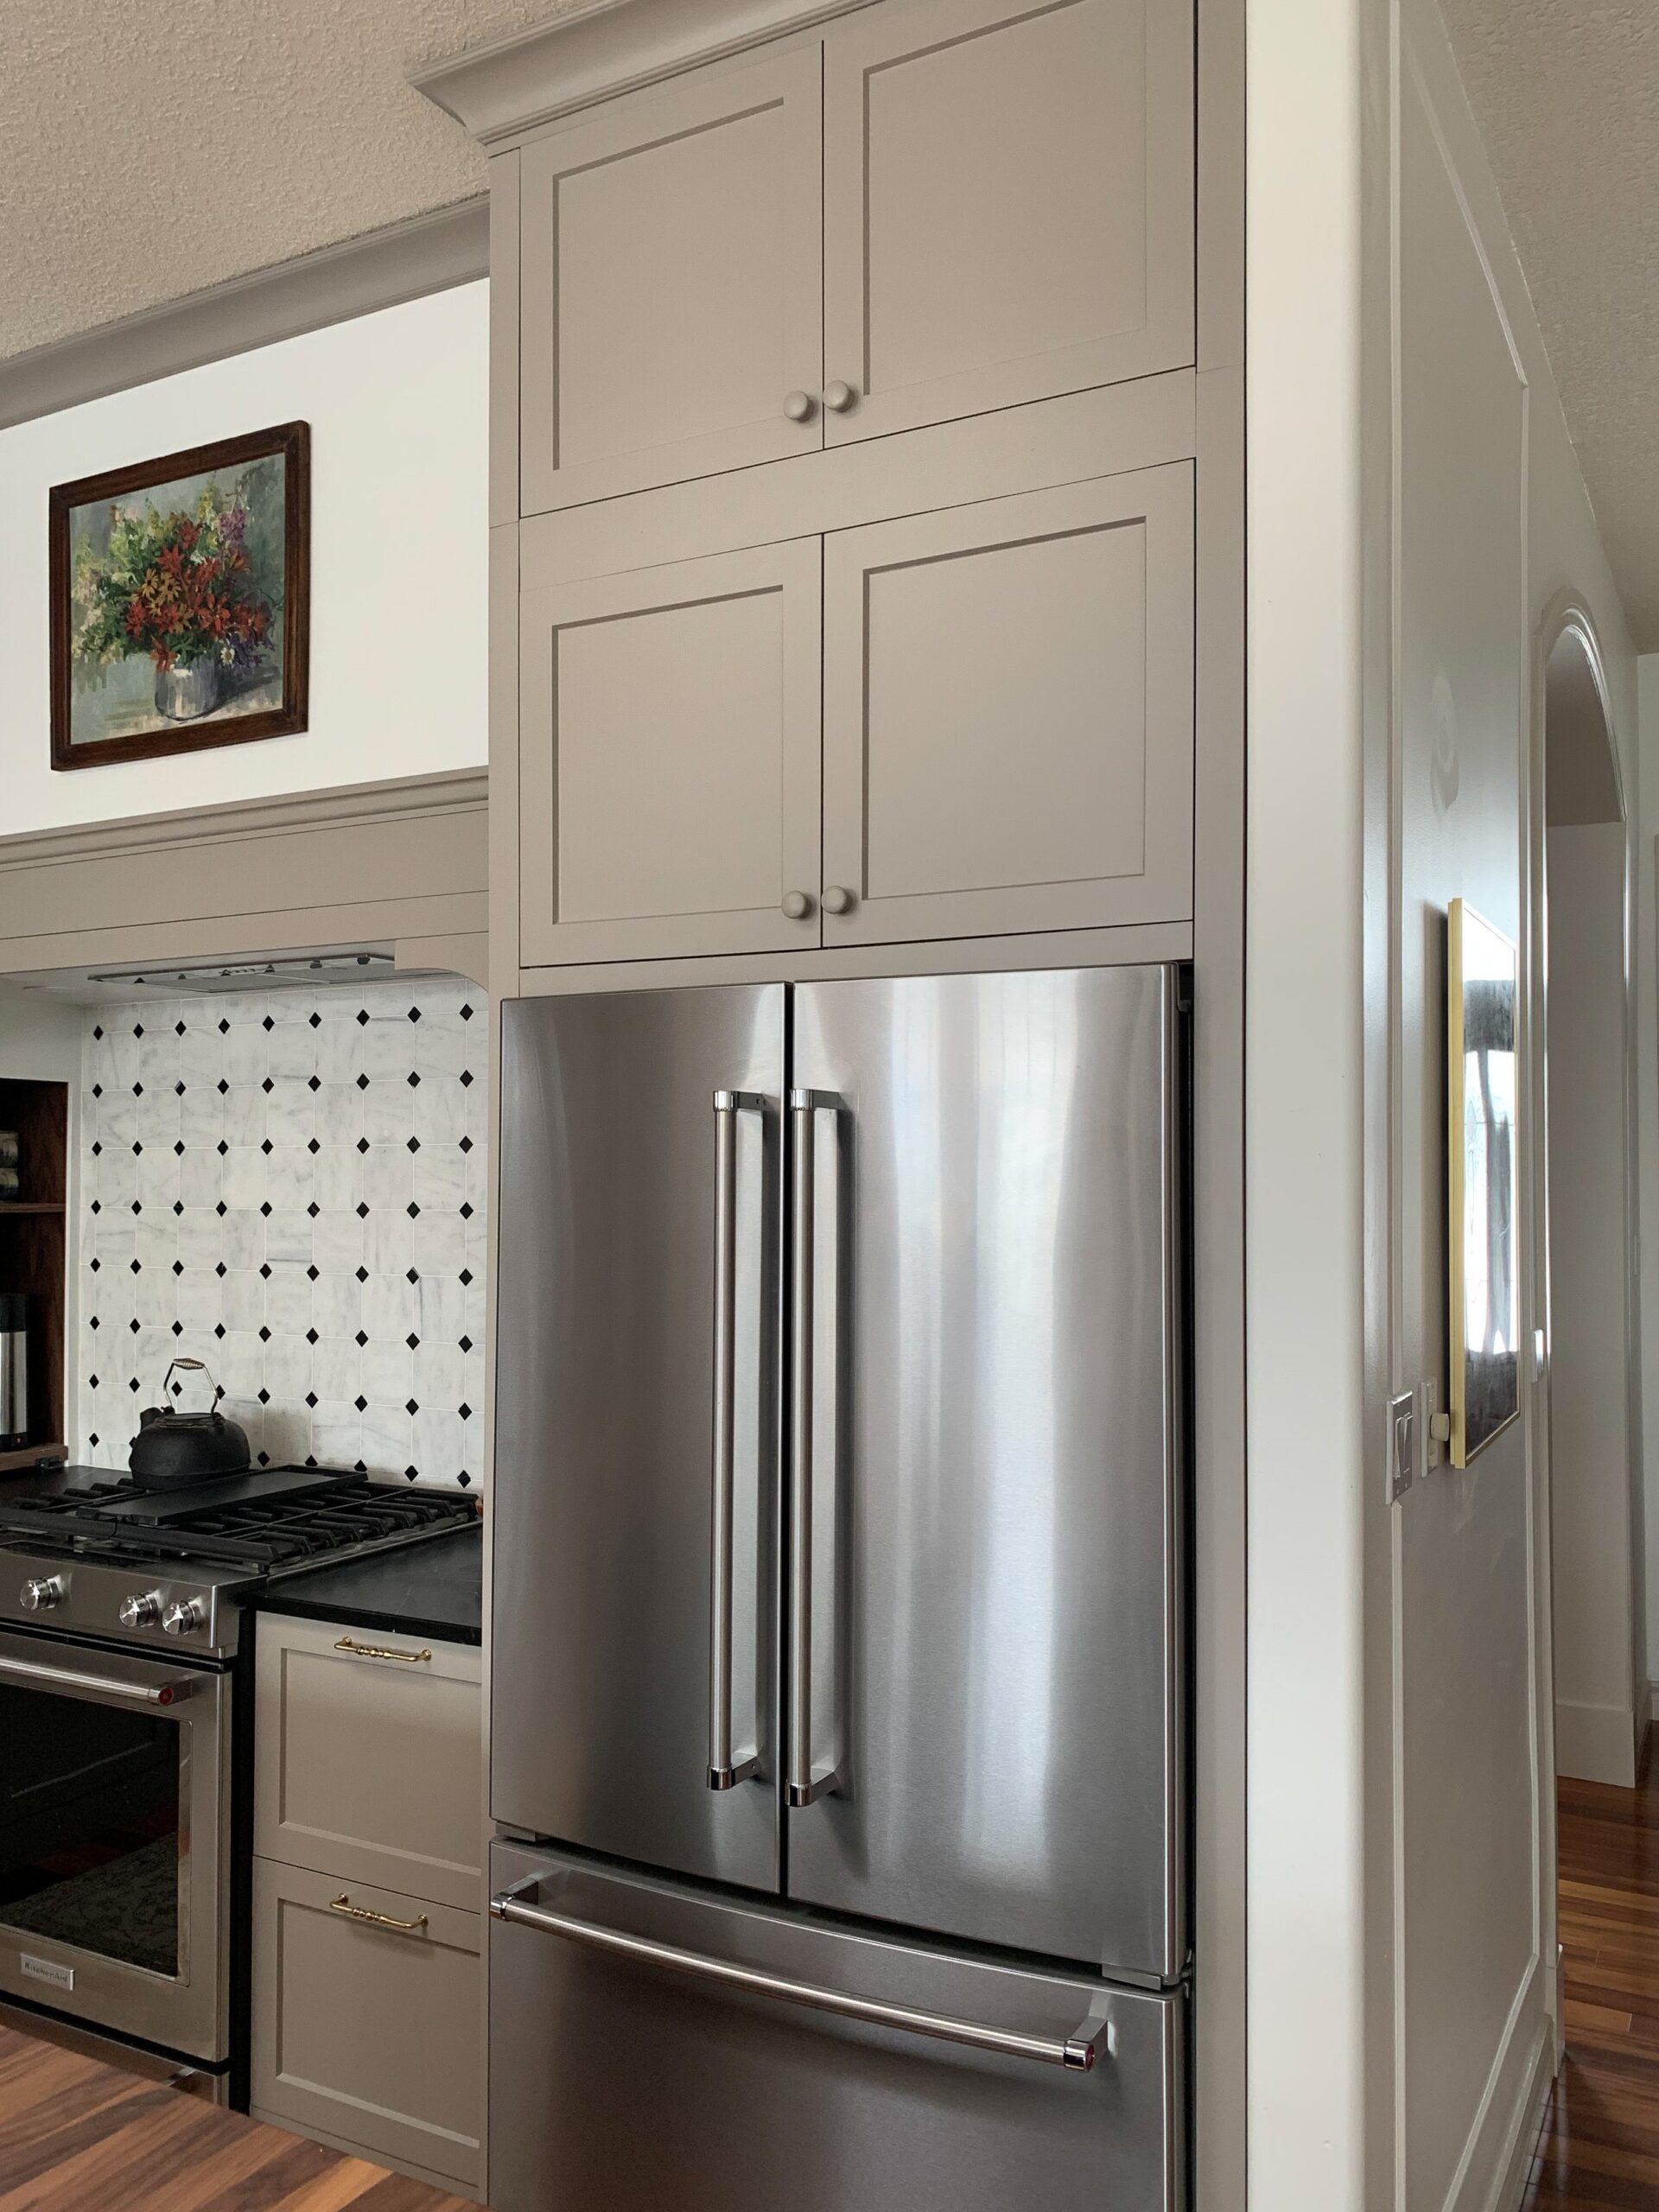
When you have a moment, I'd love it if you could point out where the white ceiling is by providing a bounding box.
[0,0,577,358]
[1444,0,1659,649]
[6,0,1657,647]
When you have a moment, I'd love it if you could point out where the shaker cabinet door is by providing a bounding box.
[518,47,824,514]
[519,533,823,965]
[821,0,1194,446]
[821,466,1194,944]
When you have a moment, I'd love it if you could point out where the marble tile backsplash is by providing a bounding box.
[76,977,488,1488]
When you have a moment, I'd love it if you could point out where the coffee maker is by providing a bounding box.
[0,1294,29,1453]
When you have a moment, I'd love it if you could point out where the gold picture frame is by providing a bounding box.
[1447,899,1521,1466]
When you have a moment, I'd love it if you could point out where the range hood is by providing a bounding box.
[87,951,395,993]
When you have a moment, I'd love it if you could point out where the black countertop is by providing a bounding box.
[254,1521,482,1646]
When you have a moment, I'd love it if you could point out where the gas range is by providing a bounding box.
[0,1465,477,1658]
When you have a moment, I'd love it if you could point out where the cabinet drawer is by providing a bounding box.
[252,1859,481,2192]
[254,1615,483,1912]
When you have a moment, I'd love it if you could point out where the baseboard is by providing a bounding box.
[1488,2019,1554,2212]
[1555,1697,1641,1786]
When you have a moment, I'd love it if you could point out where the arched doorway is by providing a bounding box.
[1541,617,1638,1784]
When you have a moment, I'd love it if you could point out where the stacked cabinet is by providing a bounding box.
[496,0,1199,975]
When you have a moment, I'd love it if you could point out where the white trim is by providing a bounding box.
[0,202,488,432]
[412,0,878,145]
[1482,2019,1554,2212]
[1554,1697,1642,1787]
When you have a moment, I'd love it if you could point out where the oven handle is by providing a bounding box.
[0,1651,196,1707]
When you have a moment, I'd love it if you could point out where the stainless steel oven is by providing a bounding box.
[0,1624,232,2066]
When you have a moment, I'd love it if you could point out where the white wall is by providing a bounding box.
[0,282,488,834]
[1548,823,1638,1783]
[1638,655,1659,1702]
[1248,0,1639,2202]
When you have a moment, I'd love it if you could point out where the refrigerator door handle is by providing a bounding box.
[491,1882,1115,2072]
[708,1089,769,1792]
[788,1087,845,1808]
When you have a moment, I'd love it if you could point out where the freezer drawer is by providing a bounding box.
[488,1842,1185,2212]
[788,967,1185,1977]
[493,987,785,1893]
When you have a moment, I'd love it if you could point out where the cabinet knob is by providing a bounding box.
[821,885,855,915]
[823,381,858,414]
[781,890,813,920]
[784,391,817,423]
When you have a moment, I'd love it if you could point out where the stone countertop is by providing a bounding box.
[254,1520,481,1646]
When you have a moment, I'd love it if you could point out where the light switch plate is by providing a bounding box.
[1389,1389,1415,1503]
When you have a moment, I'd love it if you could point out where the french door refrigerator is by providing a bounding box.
[491,965,1189,2211]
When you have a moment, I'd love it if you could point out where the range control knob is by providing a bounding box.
[20,1575,67,1612]
[162,1598,208,1638]
[119,1591,164,1630]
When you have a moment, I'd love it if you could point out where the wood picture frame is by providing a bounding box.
[1446,897,1521,1467]
[49,420,310,771]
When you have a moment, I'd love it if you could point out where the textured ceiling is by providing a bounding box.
[0,0,582,360]
[1443,0,1659,648]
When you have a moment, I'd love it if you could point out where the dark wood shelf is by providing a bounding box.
[0,1202,65,1217]
[0,1442,66,1475]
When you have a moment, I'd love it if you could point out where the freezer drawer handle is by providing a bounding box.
[0,1652,195,1707]
[709,1089,770,1791]
[490,1886,1112,2072]
[788,1089,844,1808]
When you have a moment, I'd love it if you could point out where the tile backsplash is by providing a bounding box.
[76,976,488,1487]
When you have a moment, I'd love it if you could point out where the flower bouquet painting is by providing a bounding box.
[49,421,309,769]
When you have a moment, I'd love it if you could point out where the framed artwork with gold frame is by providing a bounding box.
[1447,898,1521,1466]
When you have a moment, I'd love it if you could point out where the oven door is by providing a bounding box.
[0,1625,230,2063]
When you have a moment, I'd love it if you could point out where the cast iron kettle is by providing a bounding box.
[130,1357,251,1490]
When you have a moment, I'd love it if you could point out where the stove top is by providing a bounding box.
[0,1465,478,1656]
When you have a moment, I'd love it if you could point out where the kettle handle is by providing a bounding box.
[161,1356,224,1408]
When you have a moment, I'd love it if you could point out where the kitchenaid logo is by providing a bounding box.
[19,1955,74,1991]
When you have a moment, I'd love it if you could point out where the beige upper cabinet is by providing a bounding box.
[519,533,824,963]
[820,0,1195,445]
[519,46,824,514]
[821,467,1194,943]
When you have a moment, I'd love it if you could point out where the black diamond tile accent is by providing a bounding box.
[131,1202,142,1215]
[405,1399,419,1416]
[459,1071,474,1088]
[354,1395,368,1413]
[173,1202,183,1217]
[459,1135,474,1154]
[356,1331,368,1347]
[406,1072,421,1089]
[356,1267,369,1284]
[217,1079,229,1094]
[262,1077,274,1094]
[356,1201,370,1218]
[130,1260,140,1274]
[262,1015,275,1032]
[218,1141,229,1156]
[308,1203,321,1218]
[308,1076,321,1091]
[308,1138,321,1154]
[171,1320,183,1337]
[133,1024,143,1038]
[131,1141,143,1156]
[214,1324,226,1338]
[408,1007,421,1024]
[90,1315,100,1330]
[308,1014,321,1028]
[92,1084,103,1098]
[90,1376,99,1389]
[92,1141,102,1157]
[171,1261,183,1277]
[257,1389,270,1405]
[307,1266,320,1281]
[92,1026,104,1040]
[175,1082,186,1096]
[406,1333,420,1351]
[357,1010,370,1026]
[175,1022,187,1037]
[259,1264,272,1280]
[90,1258,101,1274]
[306,1331,319,1346]
[133,1082,143,1096]
[460,1005,474,1021]
[458,1402,473,1421]
[216,1264,227,1278]
[219,1020,230,1034]
[460,1203,474,1220]
[216,1202,226,1216]
[460,1269,473,1287]
[258,1327,271,1343]
[407,1203,421,1218]
[88,1433,100,1447]
[260,1202,272,1218]
[91,1199,101,1215]
[304,1455,318,1468]
[174,1141,184,1156]
[257,1451,270,1465]
[458,1471,472,1488]
[129,1377,140,1391]
[261,1140,273,1156]
[357,1138,370,1154]
[459,1336,473,1354]
[406,1268,419,1285]
[306,1392,319,1408]
[407,1137,421,1154]
[405,1465,418,1480]
[353,1460,367,1475]
[356,1075,369,1090]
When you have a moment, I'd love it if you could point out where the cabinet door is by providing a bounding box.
[822,467,1193,944]
[822,0,1194,445]
[251,1859,481,2192]
[520,534,823,965]
[520,47,823,514]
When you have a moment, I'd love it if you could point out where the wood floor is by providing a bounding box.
[1522,1753,1659,2205]
[0,2024,477,2210]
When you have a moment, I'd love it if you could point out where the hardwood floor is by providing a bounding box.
[0,2024,477,2210]
[1522,1754,1659,2205]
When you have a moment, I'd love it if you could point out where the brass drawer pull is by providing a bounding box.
[334,1636,433,1664]
[329,1892,429,1936]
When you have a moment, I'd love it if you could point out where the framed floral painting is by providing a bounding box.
[49,421,309,770]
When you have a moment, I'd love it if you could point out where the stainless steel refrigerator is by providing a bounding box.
[490,965,1189,2211]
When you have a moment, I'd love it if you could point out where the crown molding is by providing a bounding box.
[0,200,489,434]
[0,768,487,874]
[412,0,874,145]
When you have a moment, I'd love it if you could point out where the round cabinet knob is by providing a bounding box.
[823,381,858,414]
[781,890,813,920]
[20,1575,66,1612]
[821,885,855,915]
[784,391,817,423]
[119,1591,163,1630]
[162,1598,207,1638]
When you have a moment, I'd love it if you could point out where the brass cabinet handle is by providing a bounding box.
[329,1892,429,1936]
[334,1636,432,1664]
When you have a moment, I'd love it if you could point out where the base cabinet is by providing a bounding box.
[251,1613,485,2198]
